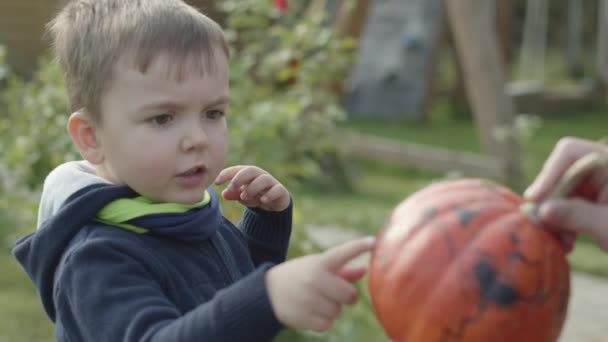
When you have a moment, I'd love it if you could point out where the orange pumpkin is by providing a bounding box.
[368,178,570,342]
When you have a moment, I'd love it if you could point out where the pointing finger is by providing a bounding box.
[321,237,375,272]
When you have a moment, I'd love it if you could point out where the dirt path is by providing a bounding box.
[560,272,608,342]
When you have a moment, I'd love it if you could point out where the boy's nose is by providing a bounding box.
[180,126,208,151]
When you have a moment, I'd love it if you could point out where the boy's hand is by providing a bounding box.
[265,237,375,333]
[215,165,290,212]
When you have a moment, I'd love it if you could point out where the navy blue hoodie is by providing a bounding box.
[13,161,292,341]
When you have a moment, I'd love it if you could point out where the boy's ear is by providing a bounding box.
[67,111,104,165]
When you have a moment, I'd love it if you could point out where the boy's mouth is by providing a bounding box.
[175,166,207,187]
[177,166,205,177]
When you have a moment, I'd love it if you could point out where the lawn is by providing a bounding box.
[0,107,606,341]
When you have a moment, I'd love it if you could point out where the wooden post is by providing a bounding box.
[445,0,524,188]
[597,0,608,87]
[331,0,372,101]
[518,0,548,82]
[565,0,583,78]
[306,0,328,18]
[496,0,513,65]
[418,7,446,121]
[334,0,372,40]
[342,132,510,180]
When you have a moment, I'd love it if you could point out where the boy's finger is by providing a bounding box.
[221,187,242,201]
[260,185,290,211]
[223,166,264,191]
[337,265,368,283]
[260,184,284,203]
[319,277,356,305]
[311,298,342,321]
[243,174,275,199]
[307,316,333,333]
[215,165,247,185]
[321,237,375,272]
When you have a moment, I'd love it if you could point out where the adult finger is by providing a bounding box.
[539,198,608,251]
[524,138,603,201]
[557,231,576,254]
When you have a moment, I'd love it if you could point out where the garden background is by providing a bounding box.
[1,0,607,341]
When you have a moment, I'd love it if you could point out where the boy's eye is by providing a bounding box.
[205,110,225,120]
[152,114,173,125]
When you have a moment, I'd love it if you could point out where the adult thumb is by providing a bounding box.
[539,198,608,251]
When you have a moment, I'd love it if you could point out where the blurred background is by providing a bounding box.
[0,0,607,341]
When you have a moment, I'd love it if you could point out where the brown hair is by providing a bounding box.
[47,0,229,122]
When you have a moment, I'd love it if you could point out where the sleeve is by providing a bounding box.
[238,199,293,265]
[54,238,282,342]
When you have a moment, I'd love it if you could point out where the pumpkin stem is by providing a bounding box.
[521,151,608,223]
[520,202,540,224]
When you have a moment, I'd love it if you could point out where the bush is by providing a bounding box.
[0,46,60,248]
[0,53,77,191]
[221,0,356,190]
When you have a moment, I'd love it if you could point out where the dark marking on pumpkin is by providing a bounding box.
[454,207,477,227]
[441,230,457,257]
[440,308,484,342]
[474,260,519,308]
[509,232,520,245]
[437,249,566,341]
[506,250,527,263]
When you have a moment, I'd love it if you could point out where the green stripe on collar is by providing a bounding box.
[94,191,211,233]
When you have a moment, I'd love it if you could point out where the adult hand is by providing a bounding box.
[524,137,608,251]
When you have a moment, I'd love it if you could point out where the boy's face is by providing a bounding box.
[94,52,229,204]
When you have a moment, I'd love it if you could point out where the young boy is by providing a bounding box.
[12,1,374,341]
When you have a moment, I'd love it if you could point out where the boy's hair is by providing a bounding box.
[47,0,229,122]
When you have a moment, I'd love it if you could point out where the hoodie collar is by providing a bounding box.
[36,161,109,229]
[13,183,135,320]
[12,161,223,320]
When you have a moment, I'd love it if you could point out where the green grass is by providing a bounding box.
[293,162,438,235]
[0,253,53,342]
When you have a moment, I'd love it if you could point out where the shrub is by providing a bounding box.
[221,0,356,190]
